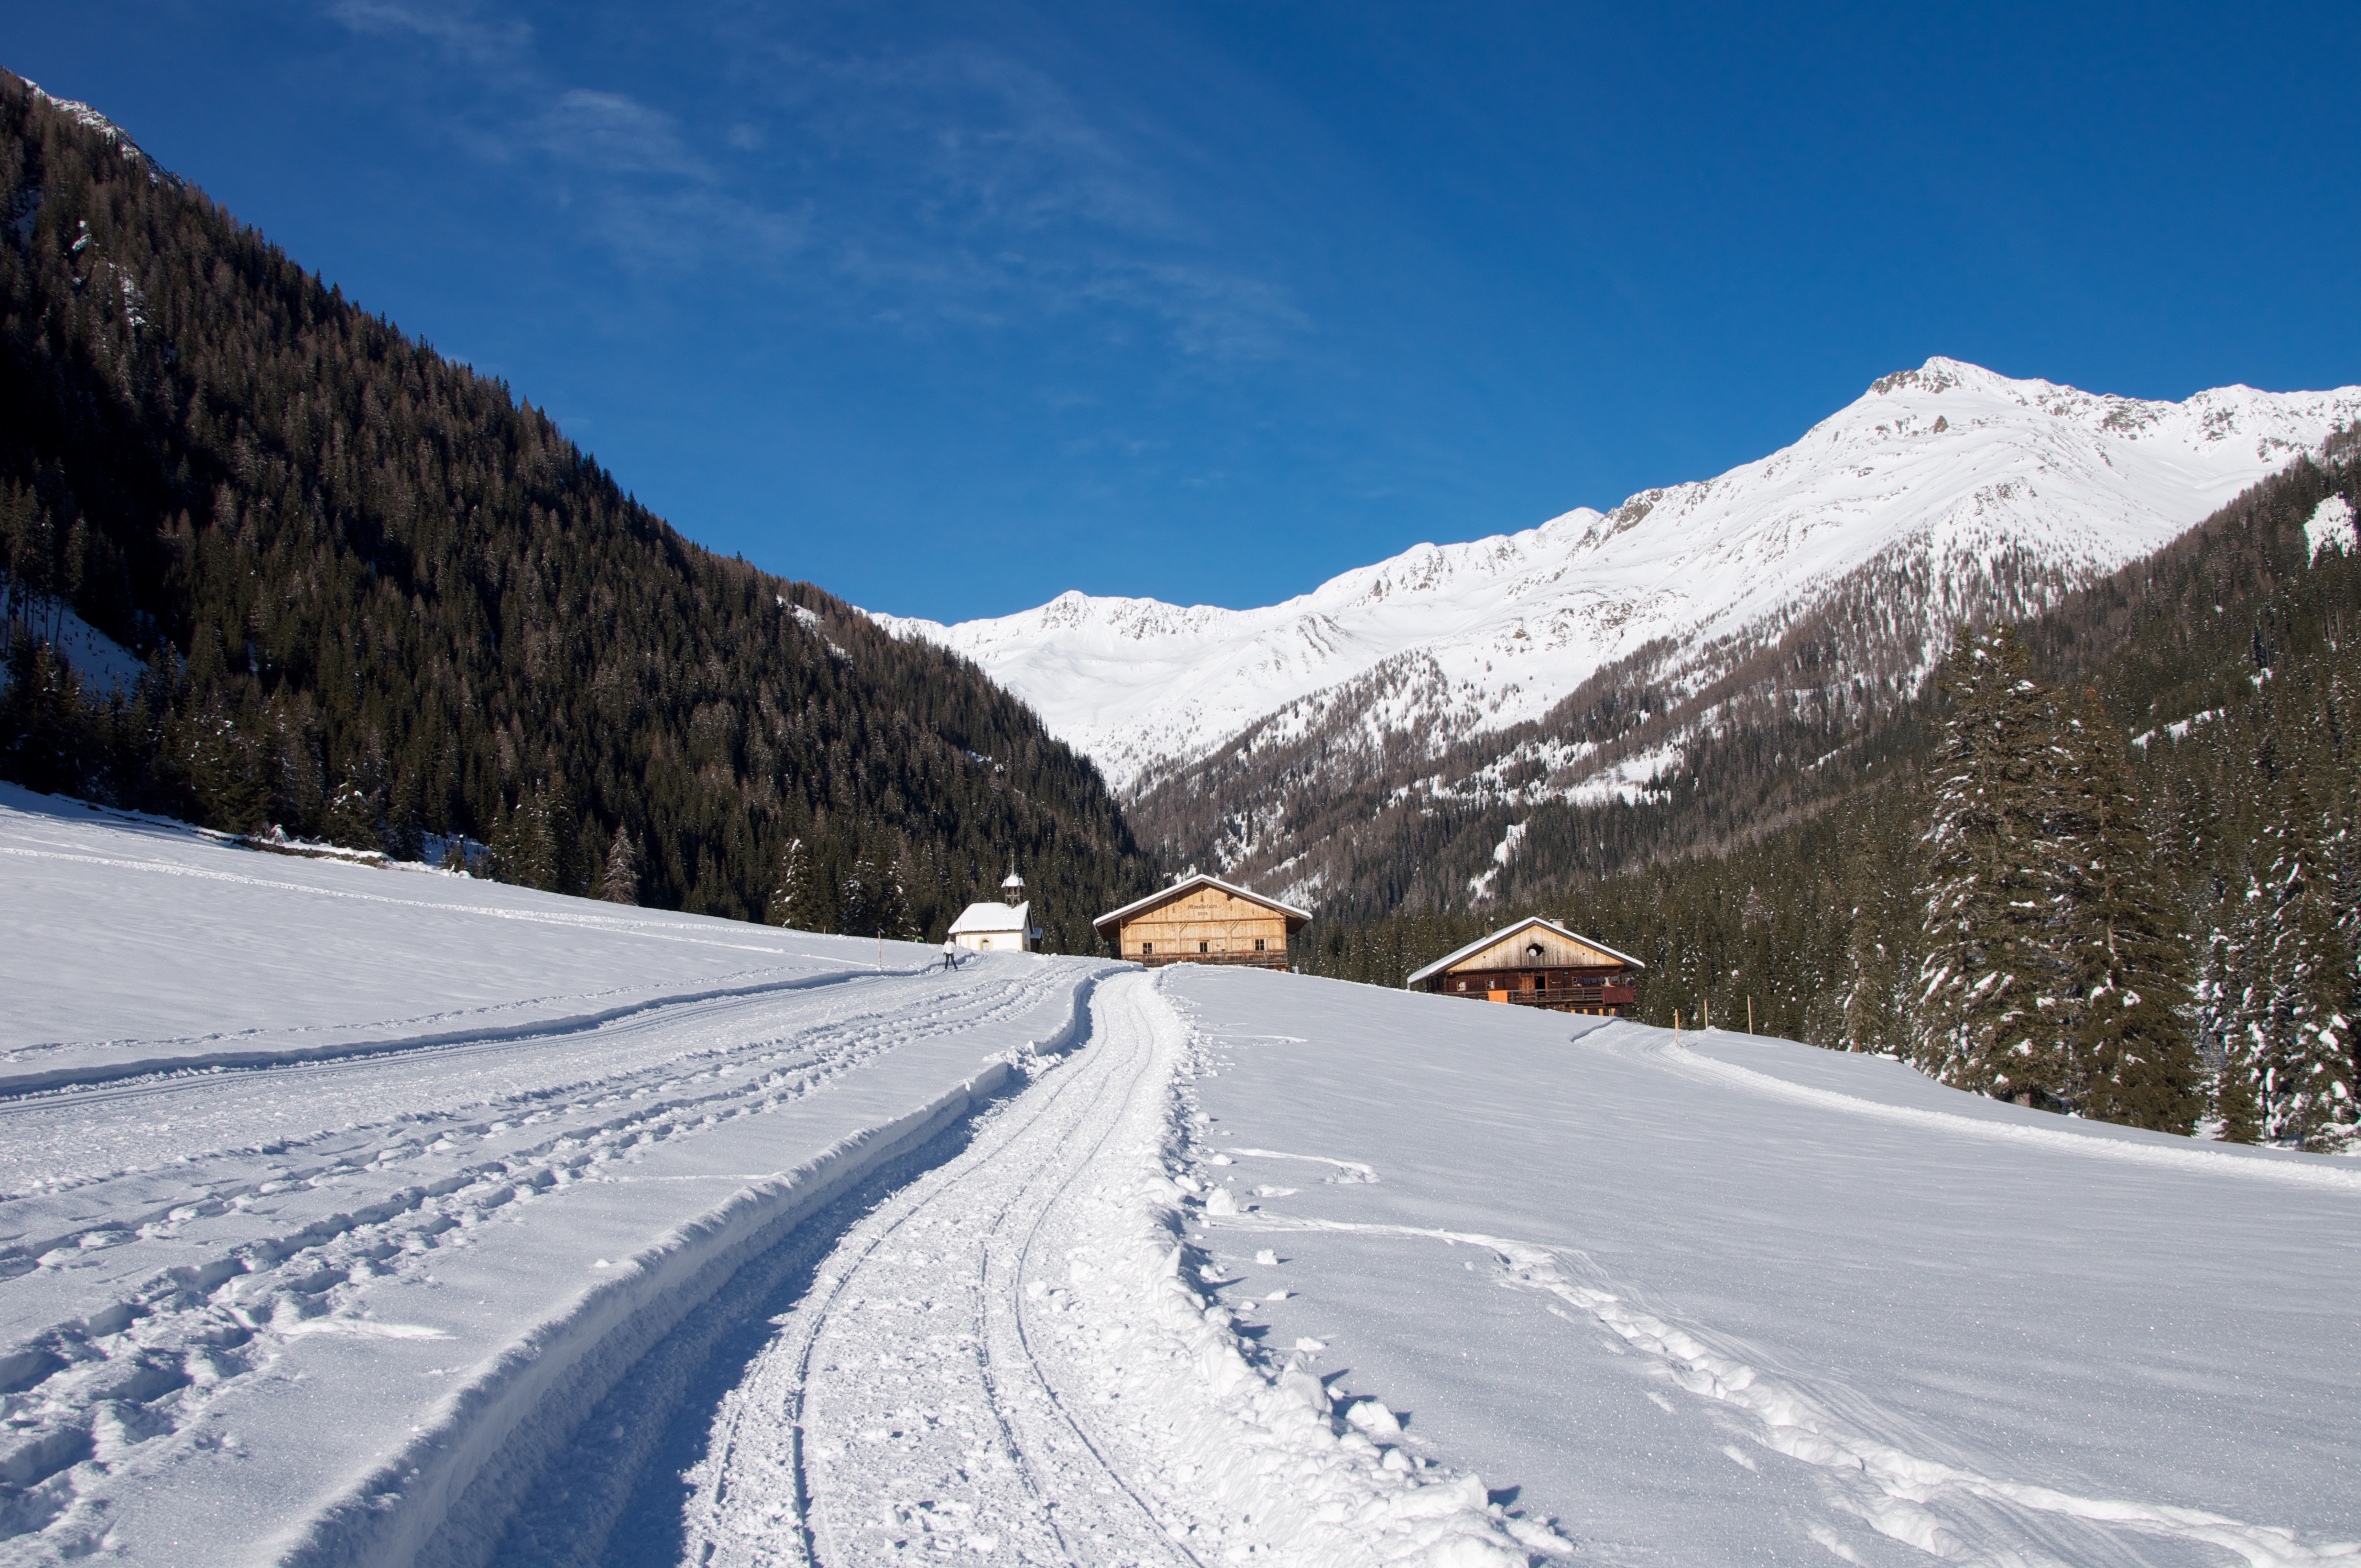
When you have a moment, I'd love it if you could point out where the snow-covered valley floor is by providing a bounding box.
[4,786,2356,1567]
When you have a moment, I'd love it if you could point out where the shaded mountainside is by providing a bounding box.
[1305,442,2361,1145]
[0,74,1155,949]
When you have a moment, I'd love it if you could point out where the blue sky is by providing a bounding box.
[12,2,2360,620]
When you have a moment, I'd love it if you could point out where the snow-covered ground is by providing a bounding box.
[1159,967,2361,1568]
[0,786,1107,1565]
[873,360,2361,791]
[6,786,2354,1566]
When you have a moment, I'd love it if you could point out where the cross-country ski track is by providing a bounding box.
[4,785,2356,1568]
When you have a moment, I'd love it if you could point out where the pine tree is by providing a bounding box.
[764,838,802,927]
[769,836,839,932]
[839,829,917,940]
[1913,625,2066,1103]
[2054,695,2204,1133]
[1834,801,1914,1052]
[2197,885,2267,1142]
[598,825,640,905]
[322,780,380,852]
[2254,787,2357,1149]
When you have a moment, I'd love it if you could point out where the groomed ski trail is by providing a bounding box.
[683,973,1543,1568]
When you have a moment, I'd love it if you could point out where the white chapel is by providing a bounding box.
[948,867,1038,953]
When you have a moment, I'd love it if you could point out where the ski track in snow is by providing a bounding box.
[1205,1210,2359,1568]
[0,962,1078,1560]
[685,974,1549,1568]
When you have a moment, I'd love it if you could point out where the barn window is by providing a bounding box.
[1254,938,1266,951]
[1199,941,1209,954]
[1141,942,1153,955]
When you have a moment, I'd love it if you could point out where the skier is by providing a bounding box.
[941,938,959,972]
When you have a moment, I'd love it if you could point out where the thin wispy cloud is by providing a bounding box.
[325,0,531,66]
[536,90,712,181]
[741,36,1298,357]
[322,2,1301,358]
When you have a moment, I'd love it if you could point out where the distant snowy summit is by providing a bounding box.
[871,359,2361,792]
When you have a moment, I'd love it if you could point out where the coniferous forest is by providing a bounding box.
[0,76,1156,949]
[1303,443,2361,1149]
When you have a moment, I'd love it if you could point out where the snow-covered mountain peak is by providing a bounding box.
[874,361,2361,792]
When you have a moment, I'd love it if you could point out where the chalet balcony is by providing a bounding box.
[1135,950,1291,971]
[1438,981,1637,1014]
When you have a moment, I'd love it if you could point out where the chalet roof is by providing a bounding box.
[948,899,1030,935]
[1091,874,1312,934]
[1404,916,1646,988]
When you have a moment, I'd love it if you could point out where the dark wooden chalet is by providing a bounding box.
[1406,916,1642,1015]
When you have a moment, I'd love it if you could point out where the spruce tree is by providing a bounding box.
[322,780,380,852]
[598,825,640,906]
[770,836,839,933]
[764,838,803,927]
[839,829,918,940]
[2054,695,2204,1132]
[2254,787,2357,1148]
[1913,625,2065,1103]
[2197,887,2268,1142]
[873,840,918,942]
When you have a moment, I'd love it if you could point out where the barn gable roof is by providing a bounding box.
[1091,874,1312,934]
[1405,916,1645,988]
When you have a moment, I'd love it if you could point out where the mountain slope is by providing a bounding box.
[1296,442,2361,1148]
[0,72,1154,948]
[878,360,2361,908]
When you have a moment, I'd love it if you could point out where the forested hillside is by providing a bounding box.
[0,75,1155,948]
[1305,442,2361,1148]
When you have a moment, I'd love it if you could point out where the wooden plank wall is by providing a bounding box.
[1116,886,1290,961]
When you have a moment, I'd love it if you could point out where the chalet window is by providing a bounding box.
[1198,941,1209,954]
[1141,943,1153,955]
[1254,938,1266,951]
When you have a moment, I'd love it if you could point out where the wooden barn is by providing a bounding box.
[1094,875,1309,970]
[1405,917,1642,1015]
